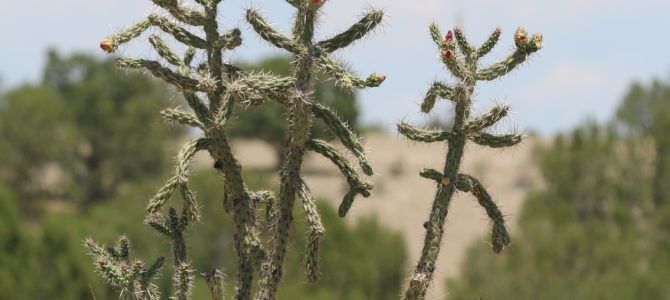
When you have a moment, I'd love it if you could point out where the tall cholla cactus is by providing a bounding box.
[398,26,542,300]
[245,0,384,298]
[86,0,384,299]
[86,0,296,299]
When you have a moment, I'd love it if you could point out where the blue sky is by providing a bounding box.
[2,0,670,135]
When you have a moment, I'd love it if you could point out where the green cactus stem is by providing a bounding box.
[92,1,298,299]
[399,25,542,300]
[245,2,384,298]
[84,236,165,300]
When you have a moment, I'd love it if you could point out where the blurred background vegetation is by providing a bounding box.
[2,50,670,299]
[0,52,406,299]
[447,77,670,299]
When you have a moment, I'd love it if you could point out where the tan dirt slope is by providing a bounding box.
[194,133,540,299]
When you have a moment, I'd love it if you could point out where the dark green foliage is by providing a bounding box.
[617,78,670,206]
[0,51,182,212]
[447,121,670,299]
[0,163,407,300]
[0,85,70,208]
[229,56,360,166]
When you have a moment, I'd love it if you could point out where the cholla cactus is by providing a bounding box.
[88,0,383,299]
[399,25,542,300]
[245,1,384,298]
[88,0,296,299]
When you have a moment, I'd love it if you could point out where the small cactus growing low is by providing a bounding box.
[86,0,383,299]
[398,25,542,300]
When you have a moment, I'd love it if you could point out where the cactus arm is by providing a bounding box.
[463,104,510,133]
[421,81,454,113]
[314,51,386,90]
[453,28,474,58]
[160,108,205,129]
[469,132,523,148]
[454,174,511,253]
[397,122,454,143]
[473,28,501,60]
[151,0,207,25]
[310,102,373,175]
[293,7,317,43]
[101,15,208,52]
[173,262,195,300]
[475,49,532,80]
[203,269,226,300]
[226,73,295,107]
[145,138,211,219]
[316,9,384,53]
[172,47,211,126]
[115,58,216,93]
[295,177,325,282]
[442,50,469,80]
[305,139,373,217]
[149,34,183,66]
[475,29,543,81]
[149,14,209,48]
[428,23,443,49]
[85,237,166,299]
[419,168,444,182]
[246,9,302,53]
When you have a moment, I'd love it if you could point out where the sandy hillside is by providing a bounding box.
[194,133,541,299]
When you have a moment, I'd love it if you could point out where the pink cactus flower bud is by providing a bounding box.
[514,27,527,46]
[444,30,454,45]
[99,39,114,52]
[443,49,455,60]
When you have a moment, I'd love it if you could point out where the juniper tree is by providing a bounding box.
[398,26,543,300]
[86,0,383,299]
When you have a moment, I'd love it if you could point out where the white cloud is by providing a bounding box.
[524,61,606,99]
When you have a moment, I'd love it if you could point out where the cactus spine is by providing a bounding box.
[399,25,542,300]
[245,1,384,298]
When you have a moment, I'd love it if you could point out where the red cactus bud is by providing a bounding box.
[99,39,114,52]
[443,49,455,60]
[514,27,527,46]
[443,30,454,45]
[374,73,386,82]
[309,0,320,3]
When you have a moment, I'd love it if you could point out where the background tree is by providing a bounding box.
[0,50,184,211]
[617,78,670,206]
[228,56,360,167]
[447,109,670,298]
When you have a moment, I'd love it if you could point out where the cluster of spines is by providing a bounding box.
[84,236,165,300]
[399,25,542,300]
[244,1,384,298]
